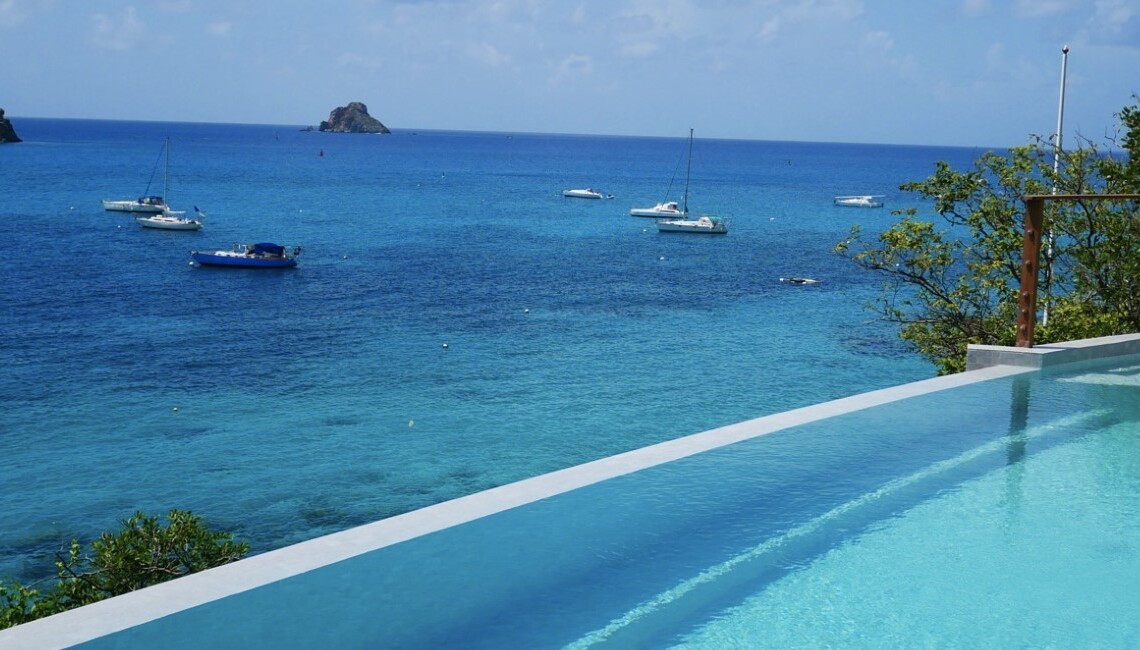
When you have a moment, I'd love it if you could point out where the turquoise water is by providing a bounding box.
[73,356,1140,648]
[1,120,985,583]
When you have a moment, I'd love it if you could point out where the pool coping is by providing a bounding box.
[966,332,1140,370]
[4,334,1138,648]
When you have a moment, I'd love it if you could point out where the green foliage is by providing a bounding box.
[0,510,248,630]
[0,581,46,630]
[836,99,1140,374]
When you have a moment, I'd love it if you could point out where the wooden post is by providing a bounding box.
[1017,197,1045,347]
[1012,194,1138,348]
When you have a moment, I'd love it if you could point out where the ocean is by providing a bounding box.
[0,119,987,582]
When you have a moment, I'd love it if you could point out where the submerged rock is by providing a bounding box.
[0,108,21,143]
[318,102,390,134]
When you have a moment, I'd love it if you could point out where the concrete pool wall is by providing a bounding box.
[966,333,1140,370]
[3,333,1138,648]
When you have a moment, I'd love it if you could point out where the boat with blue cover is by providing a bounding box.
[190,242,300,268]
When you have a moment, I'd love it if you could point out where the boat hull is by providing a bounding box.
[656,216,727,234]
[102,198,167,213]
[137,215,201,231]
[190,251,297,268]
[563,189,603,199]
[833,196,883,208]
[631,210,683,217]
[630,202,684,217]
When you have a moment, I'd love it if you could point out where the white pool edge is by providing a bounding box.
[4,333,1138,648]
[966,332,1140,370]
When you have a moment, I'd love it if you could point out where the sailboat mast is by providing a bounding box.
[683,128,693,214]
[163,137,170,204]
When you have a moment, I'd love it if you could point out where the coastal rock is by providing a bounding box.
[0,108,21,144]
[318,102,390,134]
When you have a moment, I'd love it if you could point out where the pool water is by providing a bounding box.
[54,356,1140,647]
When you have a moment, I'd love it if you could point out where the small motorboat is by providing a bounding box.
[780,277,822,285]
[190,242,301,268]
[656,215,727,234]
[630,201,685,218]
[563,188,605,199]
[833,195,884,208]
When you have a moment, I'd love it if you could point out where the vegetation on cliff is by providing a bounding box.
[837,98,1140,374]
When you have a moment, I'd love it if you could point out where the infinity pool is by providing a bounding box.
[6,341,1139,648]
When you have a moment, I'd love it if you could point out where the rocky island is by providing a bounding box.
[0,108,21,143]
[318,102,390,134]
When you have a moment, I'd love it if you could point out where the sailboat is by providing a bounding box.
[135,208,202,231]
[126,138,202,231]
[102,139,174,213]
[652,129,727,234]
[630,130,692,218]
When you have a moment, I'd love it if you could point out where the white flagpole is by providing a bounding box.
[1043,45,1069,327]
[1053,45,1069,178]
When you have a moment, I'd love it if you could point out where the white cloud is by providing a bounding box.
[467,42,511,67]
[983,41,1041,85]
[337,52,384,70]
[862,29,894,53]
[0,0,26,27]
[207,21,231,37]
[781,0,864,23]
[569,4,588,27]
[750,0,863,43]
[960,0,992,17]
[1014,0,1069,18]
[1082,0,1139,47]
[859,28,919,78]
[548,53,593,86]
[91,7,146,51]
[1093,0,1134,23]
[756,17,780,42]
[623,0,698,36]
[611,0,700,61]
[620,41,658,58]
[469,0,542,30]
[985,41,1007,69]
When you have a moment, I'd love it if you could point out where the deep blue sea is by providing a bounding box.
[0,119,987,583]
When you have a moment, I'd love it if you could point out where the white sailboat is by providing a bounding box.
[629,200,685,218]
[136,207,202,231]
[101,195,168,213]
[102,138,172,213]
[654,129,728,234]
[131,138,203,231]
[632,131,692,218]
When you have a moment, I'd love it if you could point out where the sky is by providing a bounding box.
[1,0,1138,147]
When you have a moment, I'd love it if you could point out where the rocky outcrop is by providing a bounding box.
[0,108,21,143]
[318,102,390,134]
